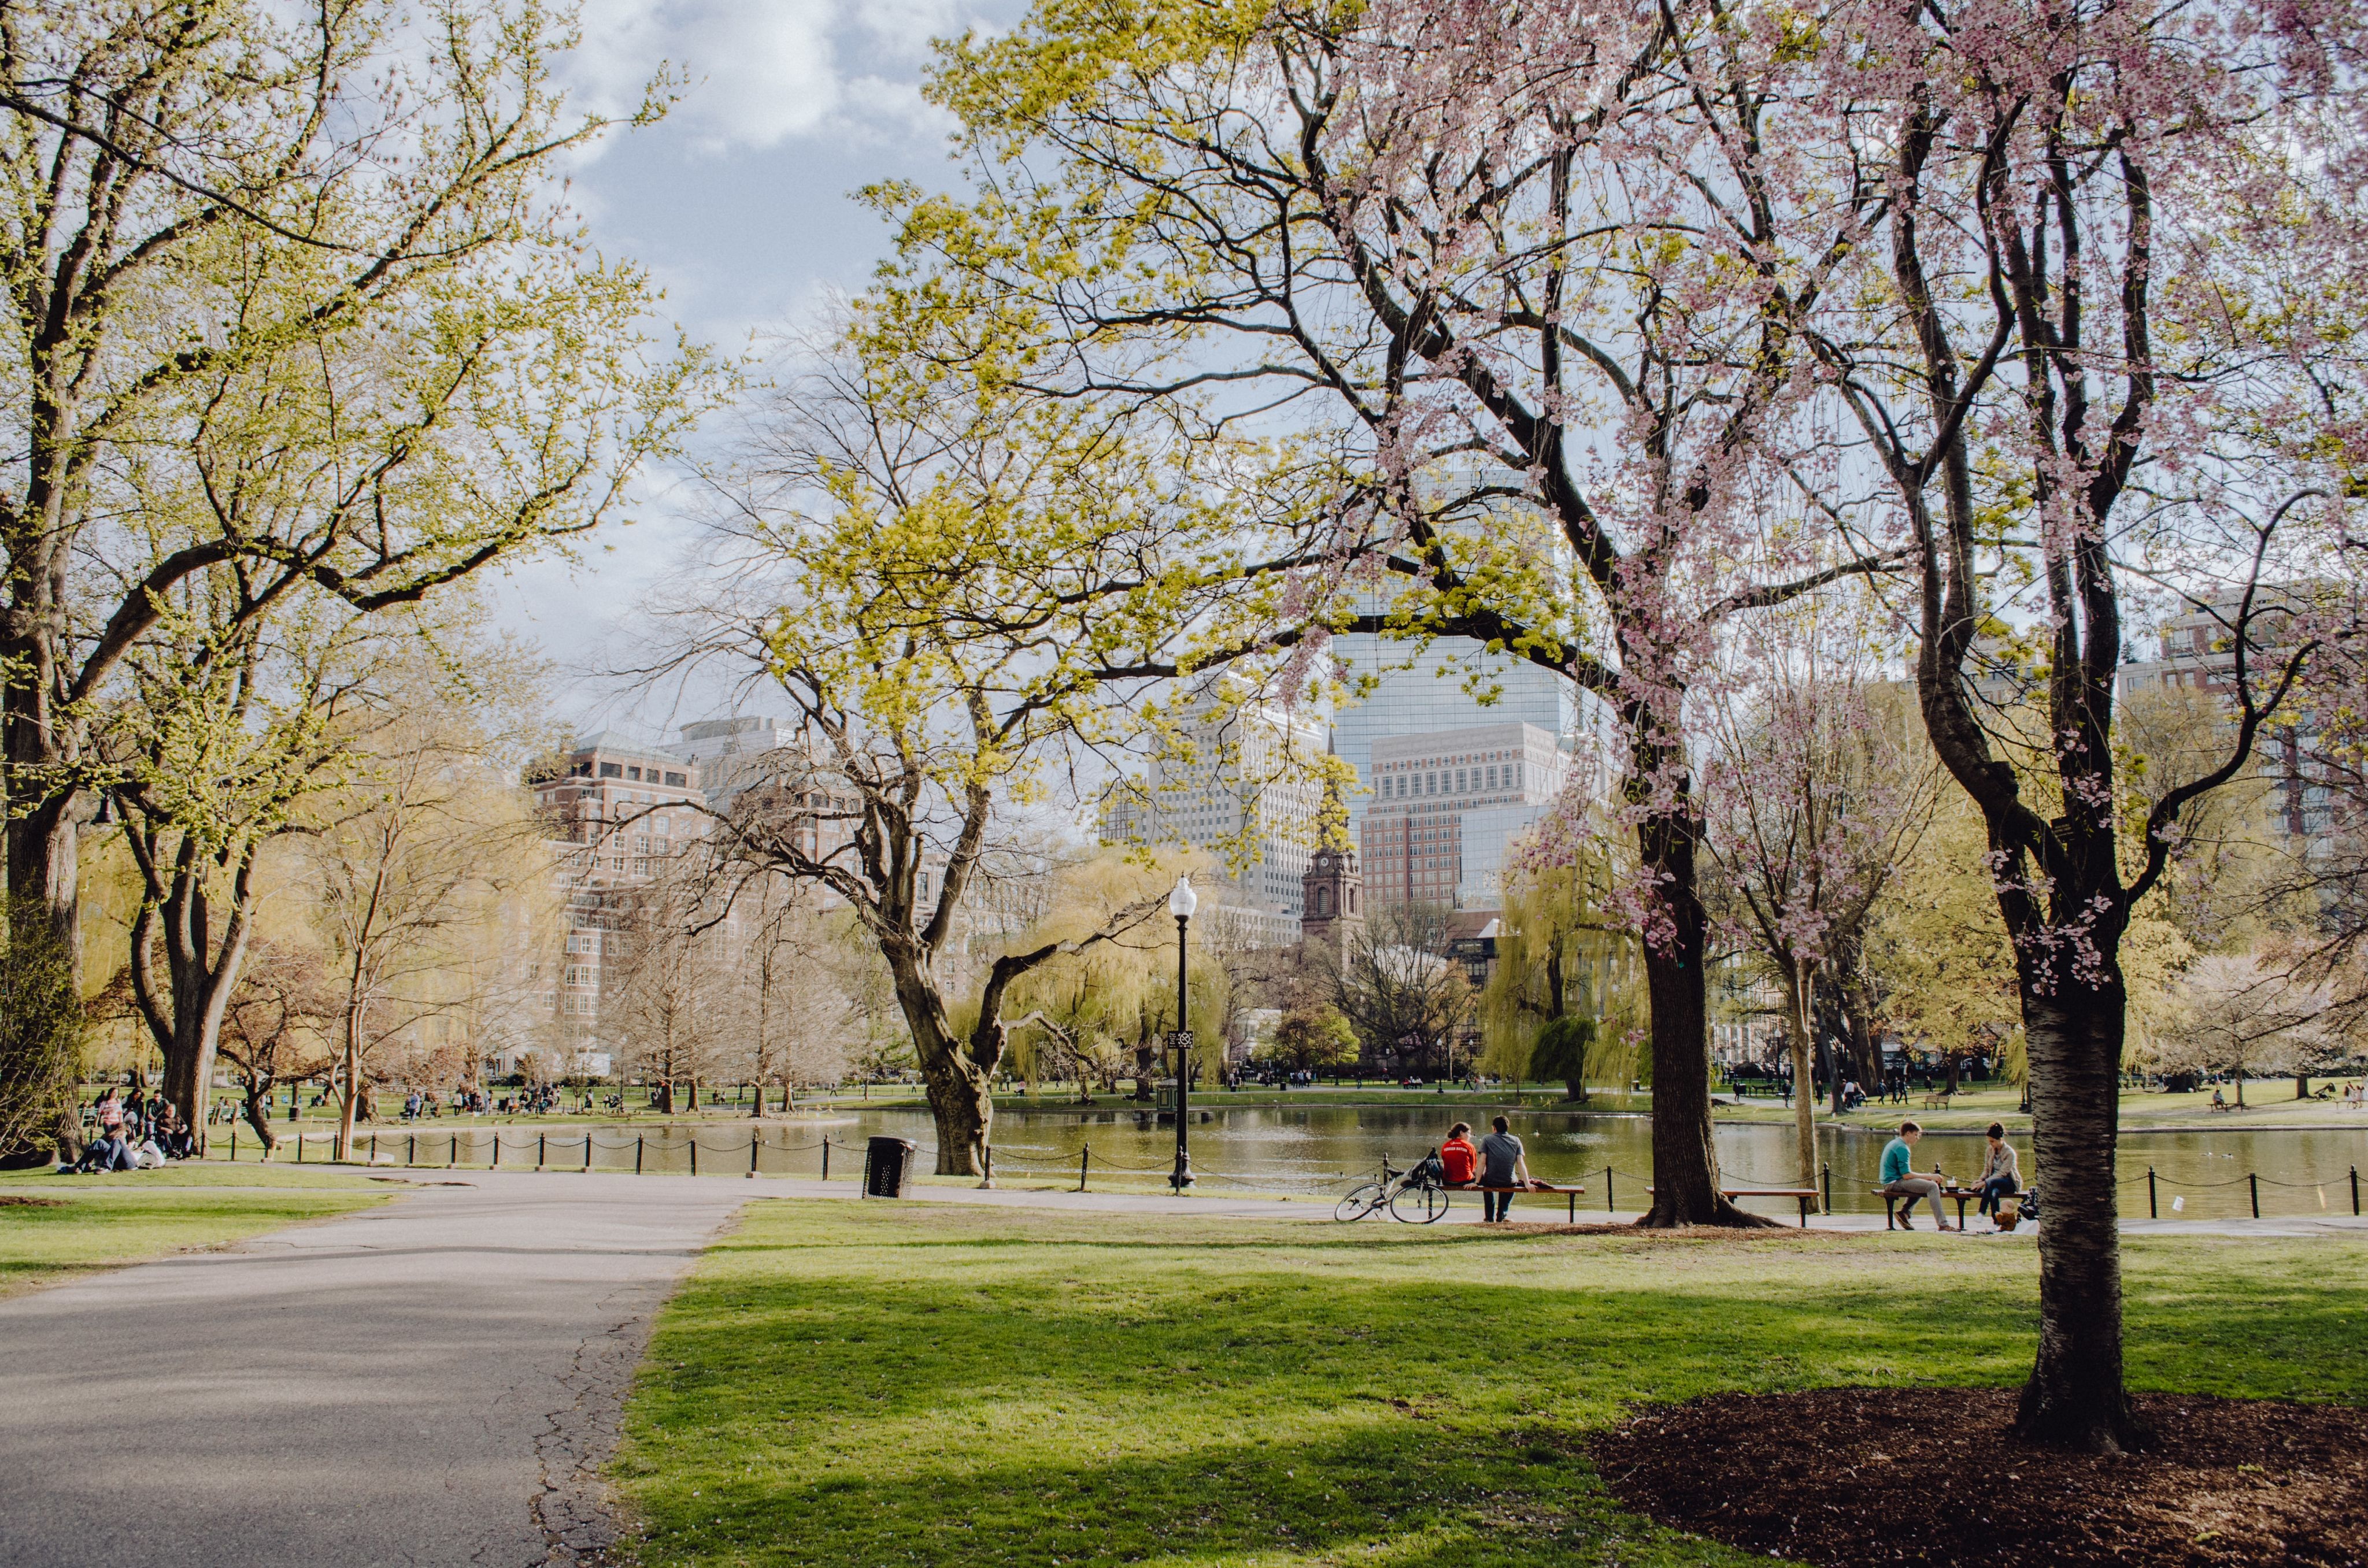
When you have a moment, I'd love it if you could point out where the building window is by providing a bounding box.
[665,771,686,786]
[598,762,622,778]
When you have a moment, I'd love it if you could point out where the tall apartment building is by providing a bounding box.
[1100,681,1324,945]
[1331,621,1581,834]
[524,732,711,1057]
[2117,586,2329,839]
[1359,721,1579,910]
[671,714,799,809]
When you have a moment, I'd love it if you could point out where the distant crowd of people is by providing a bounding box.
[58,1087,193,1173]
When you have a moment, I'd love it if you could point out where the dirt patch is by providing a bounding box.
[1486,1221,1866,1240]
[0,1193,65,1207]
[1590,1387,2368,1566]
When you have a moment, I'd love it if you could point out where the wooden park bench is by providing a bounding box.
[1648,1184,1822,1226]
[1920,1089,1953,1110]
[1457,1182,1588,1222]
[1873,1184,2029,1229]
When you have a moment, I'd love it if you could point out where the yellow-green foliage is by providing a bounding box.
[1479,826,1642,1084]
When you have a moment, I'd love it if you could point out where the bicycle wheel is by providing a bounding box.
[1335,1182,1386,1222]
[1390,1183,1449,1224]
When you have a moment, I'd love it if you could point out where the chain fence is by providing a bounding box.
[191,1124,2365,1220]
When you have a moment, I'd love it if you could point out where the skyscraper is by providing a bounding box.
[1099,679,1324,945]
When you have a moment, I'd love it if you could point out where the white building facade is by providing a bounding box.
[1100,682,1324,944]
[1359,722,1579,910]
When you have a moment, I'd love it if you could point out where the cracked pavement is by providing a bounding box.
[0,1171,749,1568]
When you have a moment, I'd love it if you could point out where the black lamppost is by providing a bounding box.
[1168,874,1197,1191]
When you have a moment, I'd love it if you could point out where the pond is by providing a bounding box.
[368,1101,2368,1222]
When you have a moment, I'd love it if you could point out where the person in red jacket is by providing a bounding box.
[1439,1121,1478,1185]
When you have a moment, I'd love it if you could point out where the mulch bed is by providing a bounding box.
[0,1193,64,1207]
[1488,1222,1864,1240]
[1590,1387,2368,1566]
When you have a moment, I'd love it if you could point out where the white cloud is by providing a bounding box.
[565,0,981,155]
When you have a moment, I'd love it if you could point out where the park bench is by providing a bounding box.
[1873,1184,2030,1229]
[1920,1089,1953,1109]
[1648,1185,1822,1226]
[1456,1183,1588,1222]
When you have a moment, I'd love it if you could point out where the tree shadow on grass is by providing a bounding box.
[613,1206,2368,1566]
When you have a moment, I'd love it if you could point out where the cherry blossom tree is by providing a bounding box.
[1701,601,1936,1195]
[893,0,1910,1225]
[1800,0,2363,1447]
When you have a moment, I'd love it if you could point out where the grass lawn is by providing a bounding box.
[609,1202,2368,1567]
[0,1164,390,1299]
[1712,1080,2368,1132]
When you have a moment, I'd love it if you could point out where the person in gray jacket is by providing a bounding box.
[1976,1122,2022,1222]
[1478,1116,1532,1222]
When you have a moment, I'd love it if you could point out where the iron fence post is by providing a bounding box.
[2148,1166,2157,1219]
[635,1133,643,1175]
[2250,1172,2260,1219]
[1080,1144,1090,1192]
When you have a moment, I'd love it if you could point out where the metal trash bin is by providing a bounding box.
[863,1136,916,1198]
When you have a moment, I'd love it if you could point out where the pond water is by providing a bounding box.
[373,1101,2368,1221]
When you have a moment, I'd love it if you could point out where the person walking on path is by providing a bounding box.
[1478,1116,1531,1223]
[1880,1121,1956,1231]
[1975,1123,2021,1224]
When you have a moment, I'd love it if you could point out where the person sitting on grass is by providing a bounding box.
[1440,1122,1478,1187]
[1880,1121,1956,1231]
[1479,1115,1533,1224]
[1975,1122,2021,1224]
[68,1125,134,1173]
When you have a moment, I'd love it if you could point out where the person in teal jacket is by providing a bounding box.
[1880,1121,1955,1230]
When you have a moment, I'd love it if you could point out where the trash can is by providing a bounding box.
[863,1136,916,1198]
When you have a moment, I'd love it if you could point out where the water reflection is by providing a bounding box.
[386,1103,2368,1221]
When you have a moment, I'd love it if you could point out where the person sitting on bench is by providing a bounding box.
[1440,1122,1478,1187]
[1881,1120,1955,1230]
[1975,1122,2021,1222]
[1478,1116,1531,1223]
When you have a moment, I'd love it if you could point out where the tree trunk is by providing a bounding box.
[920,1057,991,1177]
[336,1009,362,1162]
[878,941,994,1176]
[1634,806,1771,1229]
[749,1080,765,1118]
[2015,984,2142,1452]
[133,859,254,1159]
[2297,1074,2311,1100]
[1785,961,1819,1201]
[242,1091,280,1158]
[656,1080,675,1115]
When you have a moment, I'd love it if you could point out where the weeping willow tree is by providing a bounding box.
[1480,825,1642,1099]
[0,894,85,1162]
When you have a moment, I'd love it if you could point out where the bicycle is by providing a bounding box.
[1335,1155,1452,1224]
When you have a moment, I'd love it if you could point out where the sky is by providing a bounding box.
[489,0,1020,740]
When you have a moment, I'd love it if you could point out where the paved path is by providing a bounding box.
[0,1173,748,1568]
[6,1168,2362,1568]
